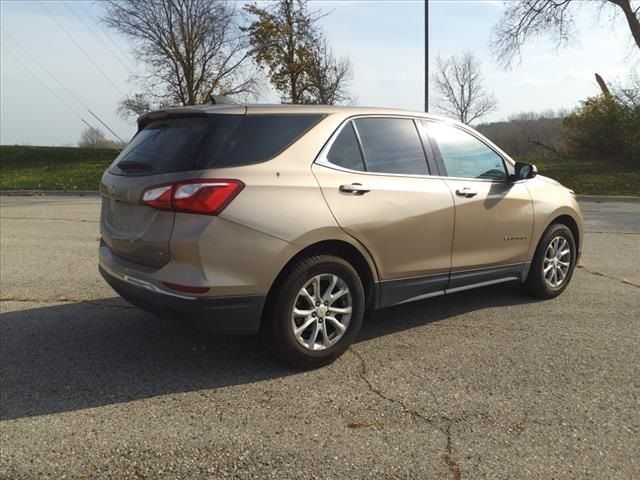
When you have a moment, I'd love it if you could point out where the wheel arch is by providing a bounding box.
[523,211,582,282]
[552,214,581,255]
[263,239,378,320]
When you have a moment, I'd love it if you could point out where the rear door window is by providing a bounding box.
[326,122,366,171]
[354,118,428,175]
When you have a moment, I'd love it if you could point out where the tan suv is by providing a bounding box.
[99,104,583,368]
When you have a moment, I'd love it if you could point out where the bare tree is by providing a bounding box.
[511,113,561,156]
[492,0,640,69]
[79,127,110,149]
[307,35,353,104]
[477,111,565,158]
[116,93,154,120]
[614,68,640,107]
[102,0,260,117]
[432,51,498,124]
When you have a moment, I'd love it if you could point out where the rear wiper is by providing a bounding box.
[116,161,155,174]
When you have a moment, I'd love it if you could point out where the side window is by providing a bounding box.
[354,118,428,175]
[426,122,507,181]
[212,114,324,167]
[326,122,366,171]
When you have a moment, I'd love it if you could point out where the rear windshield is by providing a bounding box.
[109,113,324,176]
[109,117,217,175]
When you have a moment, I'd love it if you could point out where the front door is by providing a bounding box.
[424,121,534,288]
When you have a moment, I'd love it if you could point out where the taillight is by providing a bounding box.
[141,179,244,215]
[141,185,172,210]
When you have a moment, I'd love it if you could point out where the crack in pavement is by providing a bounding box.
[585,230,639,235]
[350,347,463,479]
[350,347,437,426]
[444,422,462,480]
[577,265,640,288]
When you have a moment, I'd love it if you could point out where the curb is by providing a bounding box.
[577,195,640,204]
[0,190,100,197]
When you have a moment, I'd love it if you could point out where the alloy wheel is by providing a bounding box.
[543,235,571,288]
[290,274,353,351]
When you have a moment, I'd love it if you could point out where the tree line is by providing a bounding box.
[446,0,640,167]
[476,70,639,168]
[477,101,639,169]
[99,0,639,121]
[81,0,639,166]
[101,0,352,119]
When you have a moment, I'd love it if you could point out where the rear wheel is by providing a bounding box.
[261,255,365,369]
[525,223,577,299]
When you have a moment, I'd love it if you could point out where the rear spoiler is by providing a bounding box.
[137,105,247,130]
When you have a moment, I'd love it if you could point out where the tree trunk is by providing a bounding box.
[595,73,611,95]
[290,73,298,103]
[611,0,640,51]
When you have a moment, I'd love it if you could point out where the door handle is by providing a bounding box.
[455,187,478,198]
[339,183,370,195]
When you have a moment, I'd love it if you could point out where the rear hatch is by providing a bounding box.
[100,107,326,268]
[100,109,244,267]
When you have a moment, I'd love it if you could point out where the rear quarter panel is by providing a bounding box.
[194,113,380,295]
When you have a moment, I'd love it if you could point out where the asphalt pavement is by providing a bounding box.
[0,196,638,479]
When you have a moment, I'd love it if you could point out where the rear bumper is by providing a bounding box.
[99,264,265,334]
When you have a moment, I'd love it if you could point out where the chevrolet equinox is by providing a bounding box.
[99,104,583,368]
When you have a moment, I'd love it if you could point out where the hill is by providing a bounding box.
[1,144,638,196]
[0,145,117,191]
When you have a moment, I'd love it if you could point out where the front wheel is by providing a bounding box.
[261,255,365,369]
[524,223,577,299]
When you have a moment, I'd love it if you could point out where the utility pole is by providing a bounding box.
[425,0,429,112]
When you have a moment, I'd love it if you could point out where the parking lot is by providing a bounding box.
[1,195,638,479]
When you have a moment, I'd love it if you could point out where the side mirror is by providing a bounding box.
[513,162,537,181]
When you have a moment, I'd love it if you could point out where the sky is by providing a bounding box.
[1,0,637,146]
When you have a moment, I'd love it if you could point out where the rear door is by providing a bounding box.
[423,120,534,287]
[100,113,241,267]
[312,116,454,307]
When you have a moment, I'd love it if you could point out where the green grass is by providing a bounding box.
[0,145,117,190]
[0,145,638,196]
[523,157,640,197]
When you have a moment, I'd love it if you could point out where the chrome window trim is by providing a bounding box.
[315,114,434,179]
[314,114,521,183]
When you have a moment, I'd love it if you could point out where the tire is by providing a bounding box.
[524,223,577,299]
[261,254,365,369]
